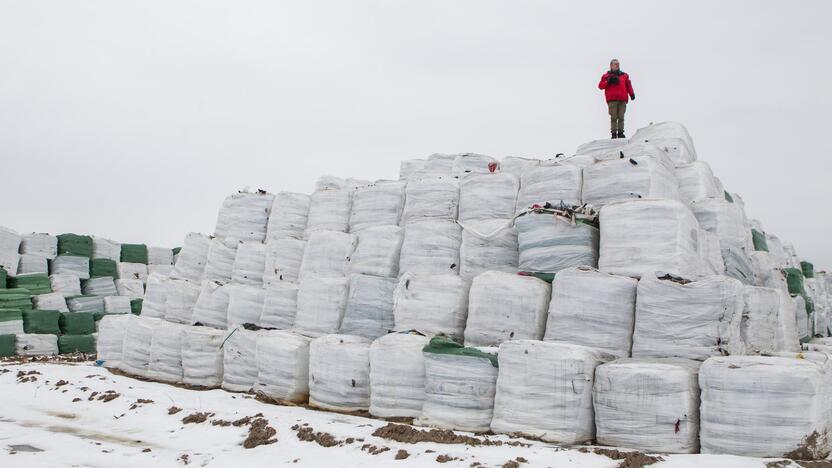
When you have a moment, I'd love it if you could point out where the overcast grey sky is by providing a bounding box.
[1,1,830,267]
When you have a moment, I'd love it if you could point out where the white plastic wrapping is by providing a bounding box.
[191,280,229,329]
[582,143,680,208]
[305,189,352,236]
[103,295,132,314]
[348,226,403,278]
[594,358,701,453]
[452,152,497,177]
[115,279,144,300]
[49,274,81,298]
[349,181,406,232]
[697,229,725,276]
[293,275,349,337]
[631,121,697,166]
[675,161,720,203]
[464,271,551,347]
[392,273,469,342]
[117,262,148,282]
[690,198,752,249]
[308,334,372,411]
[418,347,498,432]
[147,246,173,266]
[222,328,259,392]
[171,233,210,282]
[515,212,599,274]
[401,177,459,223]
[339,274,397,339]
[19,233,57,259]
[97,314,132,368]
[226,284,266,328]
[147,322,188,383]
[213,194,235,239]
[491,341,613,443]
[315,175,346,191]
[794,295,811,342]
[0,226,21,277]
[255,330,311,402]
[266,191,310,241]
[140,273,168,319]
[515,164,582,214]
[575,138,629,158]
[225,191,274,243]
[15,333,58,356]
[260,282,298,329]
[500,156,541,177]
[599,199,700,279]
[751,251,787,291]
[83,277,117,297]
[0,314,23,335]
[720,239,755,285]
[299,231,357,278]
[263,237,306,284]
[633,273,745,360]
[699,355,832,459]
[424,153,457,175]
[741,286,780,354]
[544,267,638,357]
[459,220,518,281]
[148,264,172,277]
[399,159,427,180]
[182,326,225,388]
[369,332,429,418]
[121,317,165,377]
[51,255,90,280]
[398,220,462,276]
[203,238,237,283]
[231,242,266,285]
[164,279,201,325]
[18,254,48,275]
[92,237,120,262]
[32,292,68,312]
[67,296,104,314]
[458,173,519,222]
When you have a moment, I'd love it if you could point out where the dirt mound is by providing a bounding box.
[578,447,663,468]
[372,423,500,446]
[182,412,214,424]
[243,418,277,449]
[168,406,182,415]
[394,449,410,460]
[293,424,342,447]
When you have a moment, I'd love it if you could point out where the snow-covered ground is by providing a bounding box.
[0,361,796,468]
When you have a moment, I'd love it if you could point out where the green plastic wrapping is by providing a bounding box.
[0,268,6,289]
[22,310,61,334]
[0,334,15,357]
[172,247,182,256]
[751,229,769,252]
[0,288,33,311]
[89,258,118,279]
[130,298,143,315]
[724,191,734,203]
[120,244,149,265]
[58,334,96,354]
[57,233,93,258]
[801,261,815,279]
[422,336,498,368]
[784,268,806,296]
[7,273,52,295]
[0,308,23,323]
[59,312,95,335]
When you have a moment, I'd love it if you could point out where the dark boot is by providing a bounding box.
[611,131,618,139]
[617,130,626,139]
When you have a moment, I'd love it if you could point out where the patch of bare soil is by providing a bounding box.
[796,461,832,468]
[211,413,264,427]
[129,399,154,410]
[97,390,120,402]
[16,370,40,383]
[372,423,526,447]
[785,432,830,462]
[242,418,277,449]
[2,353,94,364]
[292,424,342,447]
[168,406,182,415]
[182,412,214,424]
[436,454,460,463]
[55,379,69,387]
[578,447,663,468]
[394,449,410,460]
[360,444,390,455]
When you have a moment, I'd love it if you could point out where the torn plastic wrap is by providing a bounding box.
[348,226,403,278]
[309,334,372,412]
[369,332,429,418]
[392,273,469,342]
[516,211,599,274]
[458,173,519,222]
[339,274,397,340]
[255,330,310,403]
[459,219,518,281]
[399,220,461,276]
[293,274,349,338]
[349,181,405,232]
[299,231,357,278]
[516,164,582,214]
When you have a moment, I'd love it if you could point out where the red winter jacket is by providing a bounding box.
[598,71,634,102]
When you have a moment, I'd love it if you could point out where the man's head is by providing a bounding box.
[610,59,620,71]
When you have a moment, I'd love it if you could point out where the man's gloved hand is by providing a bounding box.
[607,75,619,85]
[630,94,635,101]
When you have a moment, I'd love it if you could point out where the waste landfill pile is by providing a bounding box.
[3,121,831,460]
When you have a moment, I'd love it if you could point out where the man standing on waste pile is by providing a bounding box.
[598,59,635,139]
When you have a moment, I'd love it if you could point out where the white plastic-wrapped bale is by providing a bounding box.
[675,161,720,203]
[117,262,147,282]
[417,338,498,432]
[191,281,229,329]
[515,164,582,214]
[83,277,118,297]
[699,355,832,459]
[491,341,613,443]
[116,279,144,300]
[226,284,266,328]
[631,121,697,166]
[315,175,346,191]
[697,229,725,276]
[203,238,236,283]
[575,138,629,158]
[464,271,551,347]
[103,295,132,314]
[260,282,298,329]
[67,296,104,314]
[147,322,188,383]
[140,273,168,319]
[33,292,68,312]
[92,237,121,262]
[721,239,755,285]
[171,233,211,282]
[348,226,403,278]
[222,328,259,392]
[0,310,23,335]
[751,251,787,291]
[369,332,429,418]
[20,233,57,259]
[121,317,165,377]
[230,242,267,285]
[305,189,352,236]
[500,156,541,177]
[349,181,406,232]
[690,198,752,249]
[164,279,201,325]
[459,220,518,281]
[266,191,310,241]
[424,153,457,175]
[299,231,356,278]
[0,226,21,277]
[794,295,811,343]
[51,255,90,280]
[632,273,745,360]
[515,211,599,274]
[213,194,235,239]
[309,334,372,412]
[784,243,802,269]
[399,220,461,276]
[339,274,397,339]
[263,237,306,284]
[255,330,311,403]
[766,234,790,268]
[740,286,780,355]
[393,273,469,342]
[148,264,172,276]
[401,177,459,224]
[593,358,701,453]
[581,143,679,208]
[399,158,426,180]
[543,267,637,357]
[225,191,274,243]
[97,314,132,369]
[293,275,349,337]
[599,199,700,279]
[18,254,48,275]
[15,334,58,356]
[182,326,225,388]
[147,247,173,266]
[452,152,497,177]
[458,173,519,222]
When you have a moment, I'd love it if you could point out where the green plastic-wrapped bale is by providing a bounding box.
[172,247,182,256]
[121,244,149,265]
[59,312,95,335]
[801,261,814,278]
[784,268,806,296]
[130,298,143,315]
[22,310,61,334]
[723,191,734,203]
[57,234,93,258]
[751,229,769,252]
[0,334,15,357]
[0,288,33,311]
[89,258,118,279]
[7,273,52,295]
[58,334,96,354]
[422,336,499,368]
[0,267,6,289]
